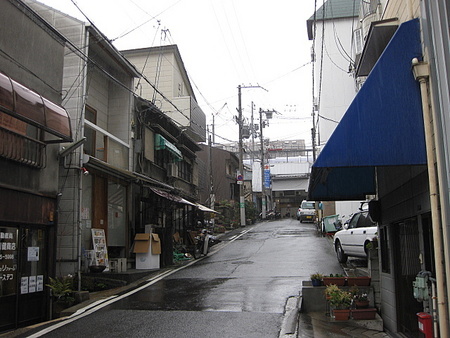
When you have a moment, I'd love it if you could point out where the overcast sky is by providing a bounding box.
[37,0,316,145]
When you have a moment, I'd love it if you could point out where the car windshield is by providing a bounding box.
[302,202,315,209]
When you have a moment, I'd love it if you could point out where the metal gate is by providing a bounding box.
[393,218,423,337]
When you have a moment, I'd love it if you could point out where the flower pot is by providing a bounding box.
[323,277,346,286]
[346,276,371,286]
[311,278,322,286]
[354,300,370,309]
[333,309,350,320]
[351,308,377,320]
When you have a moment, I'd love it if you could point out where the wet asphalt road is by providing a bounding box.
[37,218,343,338]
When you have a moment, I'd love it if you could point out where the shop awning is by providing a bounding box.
[0,72,72,143]
[196,203,219,214]
[308,19,426,201]
[150,187,196,206]
[155,133,182,160]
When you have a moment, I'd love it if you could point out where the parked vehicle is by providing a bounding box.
[297,200,316,222]
[333,211,377,263]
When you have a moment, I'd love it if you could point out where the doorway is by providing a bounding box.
[0,225,48,331]
[393,218,423,337]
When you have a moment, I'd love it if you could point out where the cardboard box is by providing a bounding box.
[134,233,160,269]
[133,233,151,253]
[151,233,161,254]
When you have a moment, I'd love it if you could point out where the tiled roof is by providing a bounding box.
[308,0,360,21]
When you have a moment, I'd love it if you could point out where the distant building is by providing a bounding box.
[196,144,239,206]
[307,0,363,217]
[122,45,206,143]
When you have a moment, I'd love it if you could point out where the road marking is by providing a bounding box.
[28,225,259,337]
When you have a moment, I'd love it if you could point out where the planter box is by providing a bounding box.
[346,276,371,286]
[354,300,370,309]
[333,309,350,320]
[323,277,346,286]
[352,308,377,320]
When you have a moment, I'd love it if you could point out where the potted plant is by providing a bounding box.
[47,275,75,318]
[353,291,370,309]
[325,284,352,320]
[323,273,346,286]
[310,272,323,286]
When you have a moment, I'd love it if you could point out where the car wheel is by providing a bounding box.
[335,241,348,263]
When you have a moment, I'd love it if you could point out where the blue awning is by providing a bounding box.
[308,19,426,201]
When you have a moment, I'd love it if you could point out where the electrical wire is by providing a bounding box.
[324,43,350,73]
[318,113,339,124]
[321,0,354,65]
[110,0,184,43]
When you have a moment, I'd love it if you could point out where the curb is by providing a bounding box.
[279,295,301,337]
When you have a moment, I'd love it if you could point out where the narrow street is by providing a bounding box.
[29,218,343,337]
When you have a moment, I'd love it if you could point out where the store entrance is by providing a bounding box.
[0,225,48,332]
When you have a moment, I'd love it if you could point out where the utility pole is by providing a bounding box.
[238,85,246,227]
[237,85,267,227]
[251,102,255,164]
[259,108,266,220]
[208,128,215,225]
[259,109,276,219]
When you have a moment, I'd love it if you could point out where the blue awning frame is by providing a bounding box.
[308,19,426,201]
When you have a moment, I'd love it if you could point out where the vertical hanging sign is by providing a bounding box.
[264,165,271,189]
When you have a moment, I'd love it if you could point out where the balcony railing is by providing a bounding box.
[361,0,379,18]
[0,126,46,168]
[84,120,129,170]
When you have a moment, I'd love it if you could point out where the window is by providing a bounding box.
[155,148,171,169]
[178,161,192,182]
[354,28,363,55]
[84,105,97,157]
[348,213,362,229]
[380,226,390,273]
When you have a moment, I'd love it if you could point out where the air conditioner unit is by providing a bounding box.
[167,163,178,177]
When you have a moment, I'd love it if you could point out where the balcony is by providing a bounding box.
[163,96,206,142]
[84,120,129,170]
[0,126,45,168]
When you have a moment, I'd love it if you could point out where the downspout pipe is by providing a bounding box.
[77,27,90,292]
[412,58,449,337]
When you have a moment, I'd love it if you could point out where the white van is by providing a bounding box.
[297,200,316,222]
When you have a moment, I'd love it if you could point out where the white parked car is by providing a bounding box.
[333,211,377,263]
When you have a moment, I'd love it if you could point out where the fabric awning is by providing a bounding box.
[150,187,196,206]
[0,72,72,143]
[308,19,426,201]
[196,203,219,214]
[155,133,182,160]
